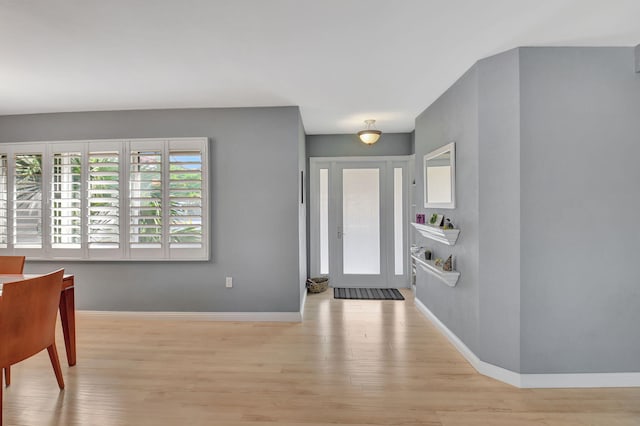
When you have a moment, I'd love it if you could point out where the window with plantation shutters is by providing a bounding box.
[0,138,208,260]
[13,152,43,249]
[0,154,7,248]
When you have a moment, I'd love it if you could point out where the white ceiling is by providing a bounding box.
[1,0,639,134]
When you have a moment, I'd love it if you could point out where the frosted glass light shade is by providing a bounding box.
[357,130,382,144]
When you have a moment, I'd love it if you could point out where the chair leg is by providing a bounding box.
[3,367,9,387]
[1,367,3,426]
[47,344,65,389]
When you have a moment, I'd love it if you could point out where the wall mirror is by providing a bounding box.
[424,142,456,209]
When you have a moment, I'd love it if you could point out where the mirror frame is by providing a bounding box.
[423,142,456,209]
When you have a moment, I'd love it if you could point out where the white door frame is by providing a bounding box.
[310,156,412,288]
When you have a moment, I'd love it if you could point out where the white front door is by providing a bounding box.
[310,157,410,288]
[336,161,386,287]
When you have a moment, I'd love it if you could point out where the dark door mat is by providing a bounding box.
[333,287,404,300]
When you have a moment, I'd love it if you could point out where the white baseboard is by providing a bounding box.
[519,372,640,388]
[413,297,640,388]
[300,288,308,320]
[79,310,303,322]
[80,292,310,322]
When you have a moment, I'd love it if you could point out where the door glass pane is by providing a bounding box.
[394,168,403,275]
[319,168,329,274]
[342,168,379,274]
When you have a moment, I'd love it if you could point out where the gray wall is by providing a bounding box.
[307,133,413,158]
[477,49,521,372]
[414,66,480,356]
[519,47,640,373]
[415,49,522,372]
[298,112,307,305]
[0,107,305,313]
[414,46,640,375]
[410,131,415,154]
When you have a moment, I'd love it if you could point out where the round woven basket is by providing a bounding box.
[306,277,329,293]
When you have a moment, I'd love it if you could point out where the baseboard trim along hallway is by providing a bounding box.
[414,297,640,389]
[80,310,303,322]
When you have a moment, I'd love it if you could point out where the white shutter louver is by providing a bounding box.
[130,148,162,249]
[88,150,120,249]
[0,154,7,248]
[13,153,43,249]
[51,151,82,249]
[169,149,203,249]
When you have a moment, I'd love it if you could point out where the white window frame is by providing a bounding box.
[0,137,209,261]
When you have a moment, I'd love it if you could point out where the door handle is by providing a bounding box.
[337,225,345,239]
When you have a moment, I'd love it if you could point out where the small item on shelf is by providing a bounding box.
[429,213,444,227]
[443,255,453,272]
[444,218,454,229]
[434,258,443,267]
[416,213,426,224]
[424,249,432,260]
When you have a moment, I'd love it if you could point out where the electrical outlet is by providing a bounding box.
[225,276,233,288]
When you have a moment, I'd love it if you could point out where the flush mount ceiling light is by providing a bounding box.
[357,119,382,145]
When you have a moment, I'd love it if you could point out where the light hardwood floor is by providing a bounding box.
[3,289,640,425]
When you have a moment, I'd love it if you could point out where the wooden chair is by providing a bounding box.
[0,256,25,388]
[0,256,25,275]
[0,269,65,426]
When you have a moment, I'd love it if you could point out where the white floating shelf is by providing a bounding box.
[411,222,460,245]
[411,255,460,287]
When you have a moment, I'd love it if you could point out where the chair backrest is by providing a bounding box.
[0,269,64,367]
[0,256,26,274]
